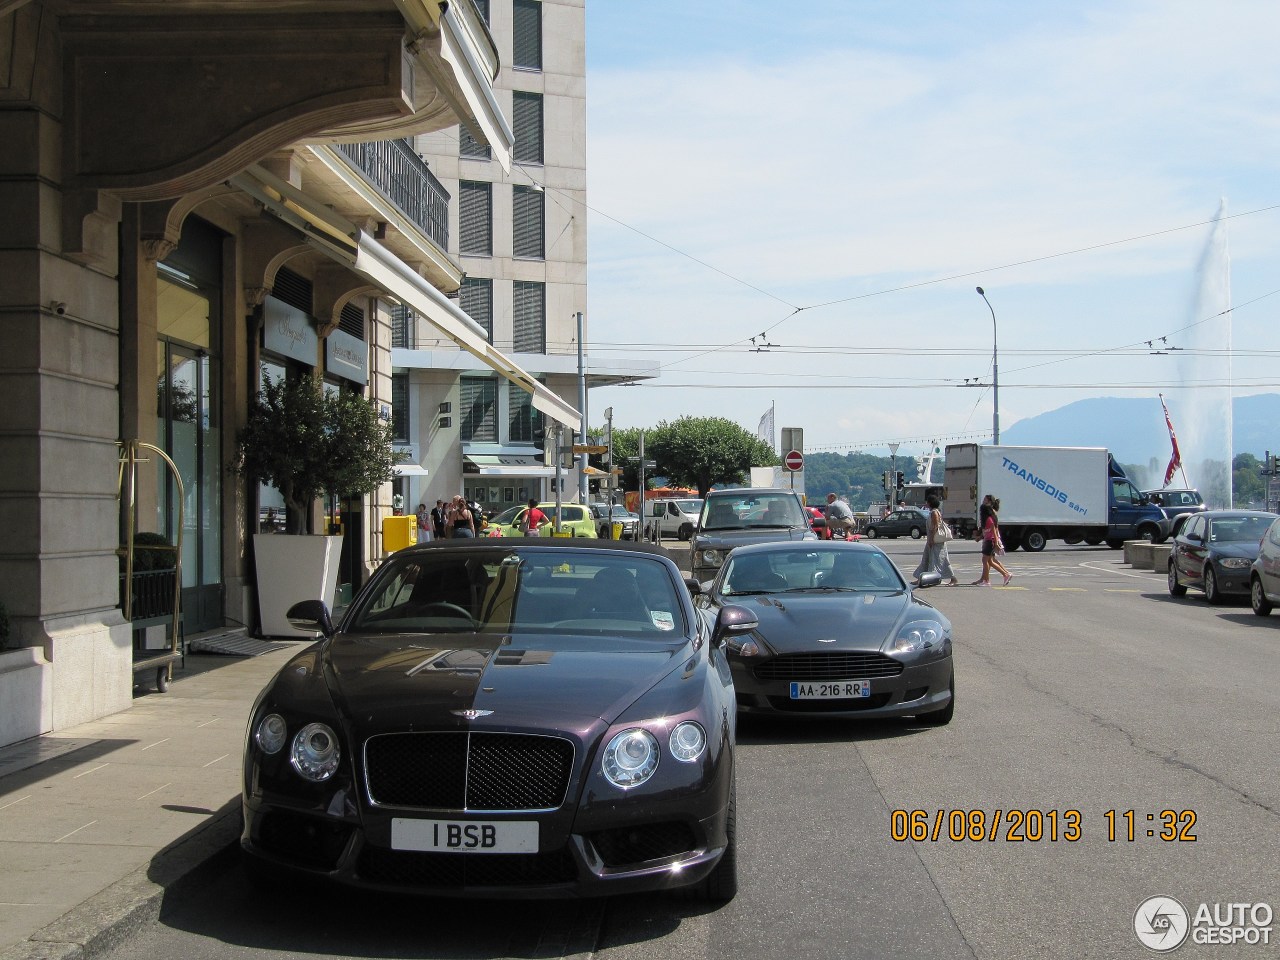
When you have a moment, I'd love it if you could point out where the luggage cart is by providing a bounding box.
[117,440,184,692]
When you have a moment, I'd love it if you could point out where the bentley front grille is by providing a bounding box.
[364,731,574,811]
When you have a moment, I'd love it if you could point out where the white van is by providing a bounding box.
[643,498,703,541]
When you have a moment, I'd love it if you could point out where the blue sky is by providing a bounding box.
[580,0,1280,462]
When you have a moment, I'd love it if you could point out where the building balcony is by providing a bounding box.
[334,139,450,250]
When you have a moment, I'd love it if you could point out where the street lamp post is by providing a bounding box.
[976,286,999,444]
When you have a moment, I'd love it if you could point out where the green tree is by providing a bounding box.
[233,374,402,534]
[647,416,778,496]
[1233,453,1265,507]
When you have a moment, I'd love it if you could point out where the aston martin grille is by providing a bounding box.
[753,651,904,681]
[364,732,574,811]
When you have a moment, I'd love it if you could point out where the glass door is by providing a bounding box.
[156,313,223,633]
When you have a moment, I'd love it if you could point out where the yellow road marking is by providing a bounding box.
[1048,587,1086,592]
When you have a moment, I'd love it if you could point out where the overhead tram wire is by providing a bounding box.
[435,127,1280,384]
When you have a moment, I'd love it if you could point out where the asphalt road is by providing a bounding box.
[102,539,1279,960]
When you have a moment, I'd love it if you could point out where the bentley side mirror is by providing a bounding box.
[286,599,335,638]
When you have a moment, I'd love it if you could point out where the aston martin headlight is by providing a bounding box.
[698,549,724,567]
[1219,558,1251,569]
[602,728,660,788]
[669,721,706,762]
[254,713,287,755]
[892,620,945,654]
[290,722,341,781]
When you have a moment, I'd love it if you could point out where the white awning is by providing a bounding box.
[393,464,430,477]
[463,454,556,478]
[230,165,580,430]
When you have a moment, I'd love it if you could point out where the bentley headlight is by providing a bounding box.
[290,722,341,781]
[698,549,724,567]
[255,713,287,755]
[669,721,706,762]
[892,620,945,654]
[602,728,660,788]
[1219,558,1251,569]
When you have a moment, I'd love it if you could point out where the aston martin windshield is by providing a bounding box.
[719,547,905,597]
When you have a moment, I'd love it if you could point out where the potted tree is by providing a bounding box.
[234,373,401,637]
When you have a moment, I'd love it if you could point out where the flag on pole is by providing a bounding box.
[1160,394,1182,487]
[757,403,775,453]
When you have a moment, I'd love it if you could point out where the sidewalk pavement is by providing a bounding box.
[0,638,307,960]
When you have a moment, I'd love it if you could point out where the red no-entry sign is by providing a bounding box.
[784,449,804,472]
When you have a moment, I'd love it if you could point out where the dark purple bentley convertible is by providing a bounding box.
[241,539,753,901]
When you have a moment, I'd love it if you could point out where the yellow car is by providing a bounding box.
[487,503,598,538]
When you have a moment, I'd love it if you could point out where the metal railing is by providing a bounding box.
[335,139,450,250]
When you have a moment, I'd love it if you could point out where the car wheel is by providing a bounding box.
[909,527,923,540]
[678,523,693,541]
[865,527,878,539]
[1252,576,1273,616]
[683,780,737,903]
[917,674,954,726]
[1168,561,1186,597]
[1106,539,1125,549]
[1138,525,1158,543]
[1084,534,1105,546]
[1203,567,1223,605]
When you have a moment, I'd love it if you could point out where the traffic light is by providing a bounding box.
[896,471,905,489]
[883,470,893,492]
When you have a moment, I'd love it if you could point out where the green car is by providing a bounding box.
[487,503,598,538]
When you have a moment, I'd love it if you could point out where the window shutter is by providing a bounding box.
[459,277,493,341]
[459,126,491,160]
[513,281,545,354]
[513,92,543,165]
[271,266,312,314]
[512,186,544,259]
[460,377,497,442]
[338,303,364,340]
[459,181,492,255]
[508,380,543,443]
[513,0,542,70]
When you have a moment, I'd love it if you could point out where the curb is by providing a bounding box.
[0,806,241,960]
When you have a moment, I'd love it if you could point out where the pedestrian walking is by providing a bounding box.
[431,499,447,539]
[416,502,433,542]
[972,494,1013,585]
[912,494,958,585]
[520,498,547,537]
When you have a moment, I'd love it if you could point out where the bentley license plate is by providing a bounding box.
[391,818,538,854]
[789,680,871,699]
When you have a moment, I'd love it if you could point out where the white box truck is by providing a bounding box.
[942,444,1168,551]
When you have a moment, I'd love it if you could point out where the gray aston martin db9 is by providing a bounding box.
[694,541,954,724]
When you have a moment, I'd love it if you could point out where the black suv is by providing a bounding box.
[690,487,815,582]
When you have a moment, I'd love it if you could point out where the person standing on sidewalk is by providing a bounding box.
[912,494,959,586]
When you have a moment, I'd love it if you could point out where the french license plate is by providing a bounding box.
[789,680,871,699]
[391,818,538,854]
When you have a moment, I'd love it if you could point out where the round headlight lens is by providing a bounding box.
[255,713,287,755]
[669,721,706,762]
[892,620,944,654]
[602,728,660,788]
[290,722,341,781]
[700,549,723,567]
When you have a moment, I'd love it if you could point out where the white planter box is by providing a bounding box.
[253,534,343,638]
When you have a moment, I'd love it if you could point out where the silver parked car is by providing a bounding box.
[1249,515,1280,616]
[1168,510,1278,604]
